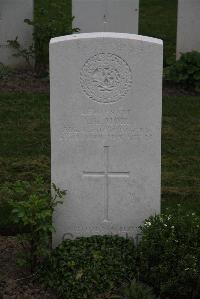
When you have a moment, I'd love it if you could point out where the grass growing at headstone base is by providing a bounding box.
[0,93,199,229]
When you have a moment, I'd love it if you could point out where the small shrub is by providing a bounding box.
[7,3,78,75]
[39,235,136,299]
[0,177,66,272]
[11,178,66,272]
[7,37,34,68]
[124,279,156,299]
[0,180,37,234]
[137,205,200,299]
[0,63,13,79]
[165,51,200,91]
[0,178,50,234]
[28,3,78,74]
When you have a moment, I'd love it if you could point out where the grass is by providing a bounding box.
[139,0,178,65]
[0,93,199,219]
[162,96,200,213]
[0,94,50,184]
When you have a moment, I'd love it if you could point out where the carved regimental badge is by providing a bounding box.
[80,53,132,103]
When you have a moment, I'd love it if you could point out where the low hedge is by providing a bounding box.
[39,235,136,299]
[137,206,200,299]
[38,206,200,299]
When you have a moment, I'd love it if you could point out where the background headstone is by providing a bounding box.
[50,32,163,247]
[0,0,33,67]
[72,0,139,33]
[177,0,200,59]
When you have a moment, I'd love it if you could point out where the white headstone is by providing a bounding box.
[50,33,163,247]
[0,0,33,67]
[177,0,200,59]
[72,0,139,33]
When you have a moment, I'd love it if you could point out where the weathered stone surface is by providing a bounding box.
[177,0,200,59]
[0,0,33,67]
[50,33,163,247]
[72,0,139,33]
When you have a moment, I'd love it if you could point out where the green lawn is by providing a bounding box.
[139,0,178,65]
[0,94,50,185]
[162,96,200,213]
[0,94,199,218]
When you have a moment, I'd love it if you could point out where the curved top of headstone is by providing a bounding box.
[50,32,163,46]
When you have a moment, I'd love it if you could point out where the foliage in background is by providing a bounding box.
[33,0,78,75]
[165,51,200,91]
[124,279,156,299]
[137,206,200,299]
[39,235,136,299]
[0,63,13,80]
[7,37,34,68]
[0,177,66,272]
[8,0,77,75]
[7,0,178,72]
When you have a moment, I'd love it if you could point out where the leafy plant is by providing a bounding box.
[124,279,156,299]
[39,235,136,299]
[137,205,200,299]
[0,179,41,234]
[7,177,66,272]
[0,62,13,79]
[7,37,34,68]
[165,51,200,91]
[29,2,78,75]
[7,2,78,75]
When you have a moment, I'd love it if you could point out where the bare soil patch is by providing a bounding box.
[0,236,56,299]
[0,71,49,94]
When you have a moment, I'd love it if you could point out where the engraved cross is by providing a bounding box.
[83,146,130,222]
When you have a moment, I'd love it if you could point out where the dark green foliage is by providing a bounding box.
[0,177,66,272]
[165,51,200,90]
[7,37,34,68]
[39,235,136,299]
[0,178,50,234]
[33,0,77,74]
[7,1,77,75]
[0,63,13,79]
[124,279,156,299]
[137,206,200,299]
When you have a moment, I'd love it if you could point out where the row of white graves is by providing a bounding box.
[1,0,200,67]
[73,0,200,59]
[0,0,139,67]
[50,32,163,247]
[0,0,33,67]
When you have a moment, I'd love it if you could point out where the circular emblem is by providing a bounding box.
[80,53,132,103]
